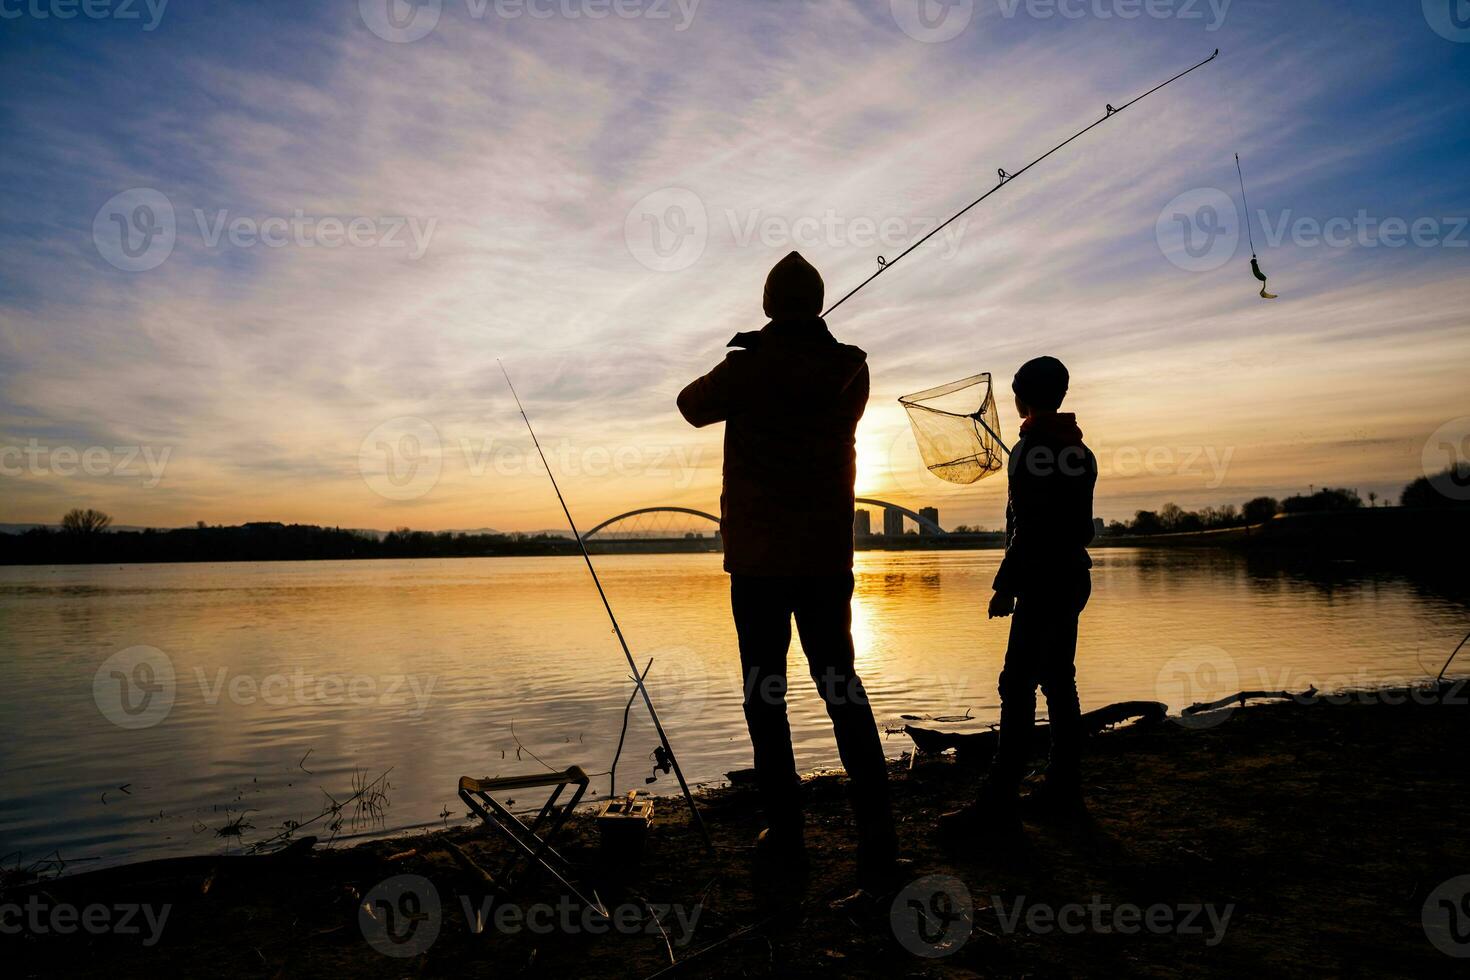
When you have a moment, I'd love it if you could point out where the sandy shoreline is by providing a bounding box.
[5,682,1468,977]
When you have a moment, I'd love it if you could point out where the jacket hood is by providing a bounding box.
[1019,411,1083,444]
[762,251,824,319]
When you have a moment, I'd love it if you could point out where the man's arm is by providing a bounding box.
[677,355,741,428]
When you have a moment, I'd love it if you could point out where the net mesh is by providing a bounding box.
[899,373,1006,485]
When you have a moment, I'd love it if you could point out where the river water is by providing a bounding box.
[1,549,1464,870]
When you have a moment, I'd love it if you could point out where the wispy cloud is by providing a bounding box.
[1,0,1466,529]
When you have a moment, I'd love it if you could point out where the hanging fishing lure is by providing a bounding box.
[1235,153,1278,300]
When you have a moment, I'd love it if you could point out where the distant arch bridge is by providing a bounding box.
[581,499,946,541]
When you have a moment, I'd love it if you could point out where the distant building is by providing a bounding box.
[883,507,905,537]
[853,510,872,537]
[1093,517,1106,538]
[919,507,939,533]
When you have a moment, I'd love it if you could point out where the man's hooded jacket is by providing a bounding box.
[678,252,868,575]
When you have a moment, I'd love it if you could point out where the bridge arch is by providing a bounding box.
[581,506,722,541]
[583,500,945,539]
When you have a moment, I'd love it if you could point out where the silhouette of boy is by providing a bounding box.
[943,356,1098,836]
[678,251,899,898]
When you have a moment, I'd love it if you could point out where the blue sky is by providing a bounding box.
[1,0,1467,531]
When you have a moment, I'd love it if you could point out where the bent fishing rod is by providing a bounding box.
[822,47,1220,319]
[498,359,714,851]
[823,48,1221,459]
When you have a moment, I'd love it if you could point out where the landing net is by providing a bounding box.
[898,373,1006,485]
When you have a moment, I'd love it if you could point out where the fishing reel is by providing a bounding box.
[645,744,673,785]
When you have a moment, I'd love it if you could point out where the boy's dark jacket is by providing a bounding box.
[676,316,867,576]
[993,412,1098,597]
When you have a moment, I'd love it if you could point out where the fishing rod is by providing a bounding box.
[497,359,714,851]
[823,47,1220,319]
[854,49,1220,466]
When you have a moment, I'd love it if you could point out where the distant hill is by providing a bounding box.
[0,522,580,565]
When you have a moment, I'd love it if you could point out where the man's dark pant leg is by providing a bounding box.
[792,572,896,863]
[989,574,1091,794]
[731,575,801,833]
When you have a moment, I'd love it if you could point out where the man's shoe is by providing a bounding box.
[856,855,914,895]
[1019,781,1088,824]
[833,858,916,916]
[830,887,881,916]
[938,790,1022,840]
[755,825,807,861]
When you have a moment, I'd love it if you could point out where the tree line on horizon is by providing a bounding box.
[3,465,1465,563]
[0,519,578,565]
[1107,487,1360,536]
[1105,463,1469,536]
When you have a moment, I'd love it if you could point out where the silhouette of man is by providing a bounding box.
[677,251,898,896]
[942,356,1097,837]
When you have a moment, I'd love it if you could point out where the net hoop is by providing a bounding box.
[898,373,1007,486]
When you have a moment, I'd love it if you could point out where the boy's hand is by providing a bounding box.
[988,591,1015,619]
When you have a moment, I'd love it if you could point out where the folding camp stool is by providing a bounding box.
[458,765,605,915]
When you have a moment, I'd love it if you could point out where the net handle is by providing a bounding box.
[971,411,1011,457]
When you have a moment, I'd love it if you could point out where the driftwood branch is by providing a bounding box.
[1182,687,1317,715]
[905,700,1167,764]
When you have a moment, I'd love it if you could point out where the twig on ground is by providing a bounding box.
[635,893,676,966]
[643,916,777,979]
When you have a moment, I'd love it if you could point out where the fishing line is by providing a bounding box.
[1235,153,1259,256]
[1220,54,1277,299]
[498,359,714,851]
[1236,152,1278,299]
[822,48,1221,319]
